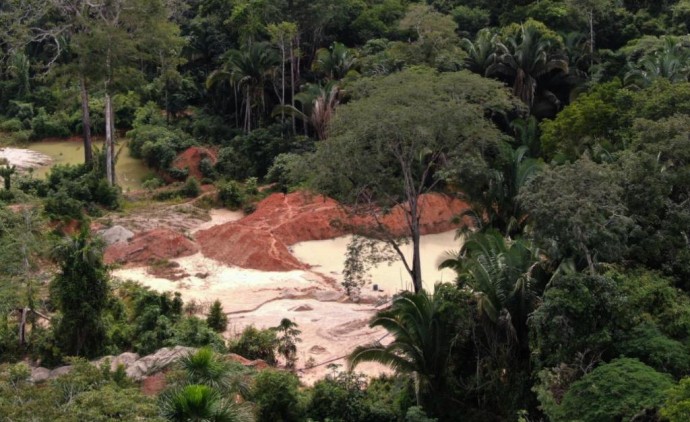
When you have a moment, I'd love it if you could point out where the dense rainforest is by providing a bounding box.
[1,0,690,421]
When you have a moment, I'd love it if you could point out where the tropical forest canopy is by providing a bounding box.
[1,0,690,421]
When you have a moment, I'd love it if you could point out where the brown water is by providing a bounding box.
[30,139,151,191]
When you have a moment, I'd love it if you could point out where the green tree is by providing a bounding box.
[274,318,301,369]
[440,230,543,352]
[308,68,516,293]
[160,384,249,422]
[50,229,109,357]
[348,290,456,414]
[555,358,673,421]
[312,42,358,81]
[206,300,228,333]
[487,22,569,110]
[251,369,302,422]
[662,377,690,422]
[0,164,16,190]
[461,28,499,76]
[519,157,631,272]
[207,43,279,133]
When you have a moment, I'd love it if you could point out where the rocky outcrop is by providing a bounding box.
[29,346,272,385]
[99,225,135,245]
[104,228,198,265]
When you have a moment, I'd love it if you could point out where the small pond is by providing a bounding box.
[30,139,151,191]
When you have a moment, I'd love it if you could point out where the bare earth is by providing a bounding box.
[111,205,460,384]
[0,147,52,171]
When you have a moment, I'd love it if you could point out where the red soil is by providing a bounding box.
[104,228,198,265]
[195,191,469,272]
[171,146,217,181]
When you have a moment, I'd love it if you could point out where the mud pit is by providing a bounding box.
[110,192,465,384]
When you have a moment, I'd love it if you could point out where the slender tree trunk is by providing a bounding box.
[290,37,297,134]
[79,75,93,166]
[18,308,27,347]
[410,195,422,293]
[105,93,114,186]
[589,9,595,71]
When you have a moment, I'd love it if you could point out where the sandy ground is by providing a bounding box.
[292,231,459,294]
[112,208,459,384]
[0,147,52,171]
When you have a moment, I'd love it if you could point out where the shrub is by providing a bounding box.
[199,157,216,180]
[180,177,201,198]
[244,177,259,195]
[216,180,244,209]
[169,316,227,352]
[228,325,277,365]
[206,300,228,333]
[127,124,191,169]
[0,118,23,132]
[252,370,303,422]
[43,189,84,220]
[141,177,164,191]
[31,108,71,139]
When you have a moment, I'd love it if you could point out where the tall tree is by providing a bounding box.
[348,290,456,414]
[308,68,516,293]
[207,43,279,133]
[50,229,109,357]
[487,23,569,110]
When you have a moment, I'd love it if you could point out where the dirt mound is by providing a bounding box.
[196,223,305,272]
[104,228,198,265]
[196,191,469,272]
[171,146,217,181]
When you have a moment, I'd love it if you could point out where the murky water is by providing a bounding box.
[30,139,151,191]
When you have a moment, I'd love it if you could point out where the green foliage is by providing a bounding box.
[251,369,303,422]
[662,377,690,422]
[229,325,277,365]
[0,359,162,421]
[451,6,490,36]
[307,369,397,422]
[274,318,301,369]
[216,180,245,209]
[555,358,673,421]
[349,289,460,416]
[30,107,71,139]
[180,177,201,198]
[519,157,631,270]
[50,230,110,358]
[160,384,247,422]
[128,124,191,170]
[206,300,228,333]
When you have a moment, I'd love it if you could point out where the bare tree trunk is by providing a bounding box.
[589,9,595,71]
[409,195,422,293]
[290,36,297,134]
[79,75,93,167]
[18,308,27,347]
[105,93,114,185]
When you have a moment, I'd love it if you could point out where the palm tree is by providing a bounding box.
[160,384,251,422]
[272,81,341,140]
[624,36,690,88]
[311,42,357,81]
[348,290,456,410]
[177,348,252,399]
[439,230,542,349]
[487,24,569,110]
[461,28,499,76]
[0,164,17,190]
[460,145,542,237]
[274,318,301,369]
[207,43,279,133]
